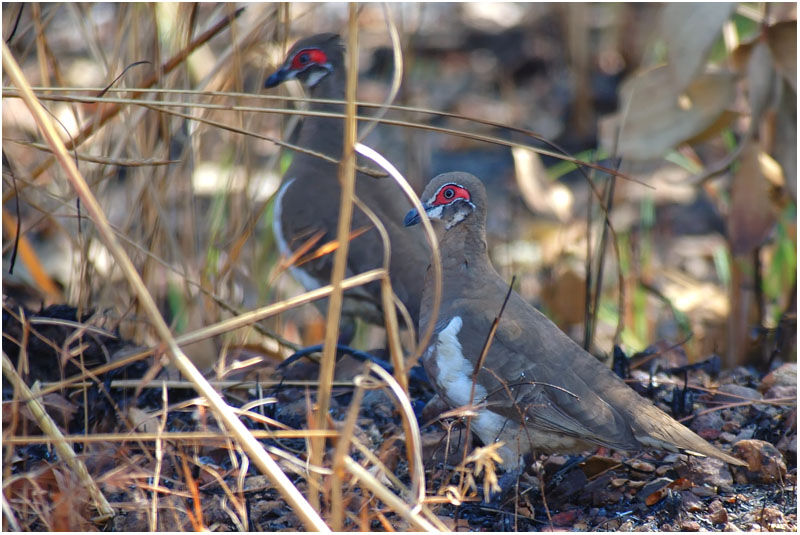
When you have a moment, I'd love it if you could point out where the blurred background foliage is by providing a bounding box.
[2,3,796,372]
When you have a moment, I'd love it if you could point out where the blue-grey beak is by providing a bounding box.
[403,207,422,227]
[265,67,290,88]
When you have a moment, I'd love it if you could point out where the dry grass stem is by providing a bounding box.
[2,41,328,532]
[343,457,446,532]
[309,7,360,514]
[1,353,114,518]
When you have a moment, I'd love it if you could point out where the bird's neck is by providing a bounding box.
[293,72,347,162]
[421,225,492,330]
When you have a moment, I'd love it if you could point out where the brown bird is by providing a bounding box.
[265,33,430,338]
[403,171,746,475]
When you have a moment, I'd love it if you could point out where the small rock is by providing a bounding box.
[734,424,756,441]
[690,411,725,436]
[764,384,797,400]
[689,485,716,497]
[718,431,737,443]
[713,384,762,404]
[680,520,701,531]
[758,362,796,393]
[243,475,271,491]
[744,506,790,531]
[611,477,628,487]
[698,427,721,440]
[722,420,741,433]
[680,490,703,512]
[627,459,655,473]
[638,477,673,504]
[776,433,797,454]
[675,456,733,488]
[708,499,728,524]
[731,439,787,483]
[722,522,741,531]
[655,465,673,476]
[550,509,578,526]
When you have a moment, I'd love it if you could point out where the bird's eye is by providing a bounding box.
[433,183,470,206]
[299,53,309,64]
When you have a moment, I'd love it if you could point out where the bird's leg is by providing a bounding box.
[480,452,533,507]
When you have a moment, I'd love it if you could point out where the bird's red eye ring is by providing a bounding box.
[433,184,470,206]
[290,48,328,70]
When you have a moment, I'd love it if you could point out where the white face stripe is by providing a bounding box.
[304,66,332,88]
[425,204,444,221]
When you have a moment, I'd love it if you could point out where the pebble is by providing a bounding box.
[718,431,738,443]
[744,506,790,531]
[627,459,656,473]
[708,499,728,524]
[722,420,741,433]
[675,456,733,488]
[758,362,796,393]
[776,433,797,454]
[690,485,717,497]
[713,384,763,404]
[731,439,787,483]
[690,411,725,436]
[655,464,673,476]
[680,490,704,512]
[680,520,701,531]
[734,424,756,441]
[550,509,578,526]
[763,384,797,400]
[638,477,673,504]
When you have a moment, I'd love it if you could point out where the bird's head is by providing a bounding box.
[264,33,343,91]
[404,172,487,231]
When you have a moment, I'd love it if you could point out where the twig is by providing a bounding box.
[2,40,329,532]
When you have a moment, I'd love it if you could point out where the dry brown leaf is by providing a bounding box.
[771,80,797,199]
[766,20,797,91]
[511,146,574,222]
[617,66,736,159]
[661,2,737,94]
[728,145,779,255]
[730,39,757,73]
[747,41,778,132]
[683,109,739,146]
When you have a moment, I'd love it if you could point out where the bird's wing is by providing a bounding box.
[457,293,641,451]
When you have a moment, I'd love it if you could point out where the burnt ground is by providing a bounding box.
[2,302,796,531]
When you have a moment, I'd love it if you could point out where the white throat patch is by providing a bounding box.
[305,64,332,88]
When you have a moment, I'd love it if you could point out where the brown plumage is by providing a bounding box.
[265,33,430,334]
[404,171,746,470]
